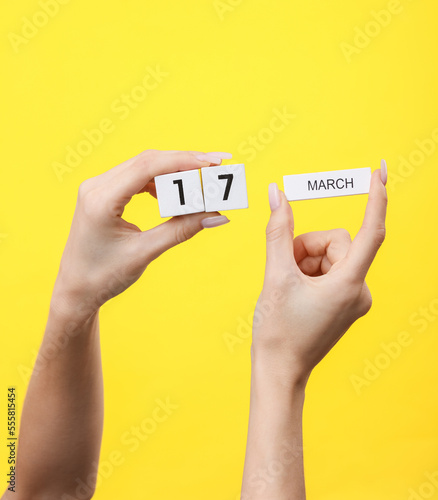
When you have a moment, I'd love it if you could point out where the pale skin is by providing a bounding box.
[2,149,231,500]
[241,165,387,499]
[2,152,387,500]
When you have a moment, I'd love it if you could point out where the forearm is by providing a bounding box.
[5,292,103,500]
[241,353,307,500]
[1,149,228,500]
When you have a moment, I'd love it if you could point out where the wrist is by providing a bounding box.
[251,344,311,396]
[50,276,99,326]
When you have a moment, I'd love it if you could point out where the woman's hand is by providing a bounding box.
[252,166,388,386]
[51,149,231,323]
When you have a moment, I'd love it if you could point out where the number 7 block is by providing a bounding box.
[201,164,248,212]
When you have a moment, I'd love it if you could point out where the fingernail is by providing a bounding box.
[206,152,232,159]
[380,159,387,186]
[269,183,281,211]
[201,215,230,228]
[195,153,222,164]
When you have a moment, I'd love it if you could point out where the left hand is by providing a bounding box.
[51,149,231,323]
[252,168,388,385]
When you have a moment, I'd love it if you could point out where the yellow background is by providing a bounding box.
[1,0,438,498]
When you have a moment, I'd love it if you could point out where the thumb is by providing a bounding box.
[137,212,229,263]
[265,183,299,280]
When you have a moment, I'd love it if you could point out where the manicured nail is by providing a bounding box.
[380,159,387,186]
[206,152,233,159]
[201,215,230,228]
[269,182,281,211]
[195,153,222,164]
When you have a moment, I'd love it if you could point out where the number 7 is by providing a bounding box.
[218,174,234,201]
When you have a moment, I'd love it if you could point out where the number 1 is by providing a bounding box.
[173,179,185,205]
[218,174,233,201]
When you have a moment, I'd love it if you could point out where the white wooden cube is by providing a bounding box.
[201,164,248,212]
[155,170,205,218]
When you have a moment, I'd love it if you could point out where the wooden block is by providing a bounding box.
[155,170,205,217]
[201,164,248,212]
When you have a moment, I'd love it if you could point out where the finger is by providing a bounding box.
[295,255,325,276]
[294,229,352,274]
[161,150,231,158]
[201,152,233,165]
[85,149,219,188]
[139,180,157,199]
[202,158,222,165]
[111,150,236,206]
[345,169,387,280]
[206,152,233,161]
[135,151,233,196]
[111,150,209,201]
[136,211,228,262]
[159,150,229,165]
[264,183,300,282]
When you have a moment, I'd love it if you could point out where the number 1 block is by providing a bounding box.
[155,170,205,218]
[201,164,248,212]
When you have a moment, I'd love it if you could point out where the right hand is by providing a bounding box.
[252,168,388,386]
